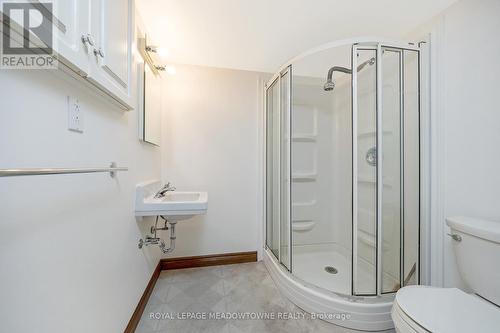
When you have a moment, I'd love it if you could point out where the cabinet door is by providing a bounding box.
[88,0,132,108]
[54,0,90,75]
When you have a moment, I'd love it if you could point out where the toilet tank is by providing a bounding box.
[446,216,500,306]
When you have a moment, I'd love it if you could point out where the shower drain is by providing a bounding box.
[324,266,338,274]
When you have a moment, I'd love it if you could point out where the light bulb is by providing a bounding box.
[166,65,176,75]
[157,47,169,59]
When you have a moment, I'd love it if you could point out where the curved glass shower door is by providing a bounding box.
[352,43,421,296]
[265,67,292,272]
[265,39,421,298]
[289,44,354,295]
[279,67,292,270]
[352,47,378,295]
[266,78,280,260]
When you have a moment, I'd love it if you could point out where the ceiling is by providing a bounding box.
[136,0,456,73]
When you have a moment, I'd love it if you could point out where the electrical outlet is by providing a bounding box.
[68,96,83,132]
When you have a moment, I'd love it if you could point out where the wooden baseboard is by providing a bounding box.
[160,251,258,270]
[125,251,257,332]
[124,261,161,333]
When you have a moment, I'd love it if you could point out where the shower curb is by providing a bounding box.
[263,249,395,332]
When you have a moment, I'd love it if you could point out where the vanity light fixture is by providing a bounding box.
[139,35,169,76]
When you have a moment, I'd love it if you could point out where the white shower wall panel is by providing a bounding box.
[330,78,353,251]
[292,79,335,246]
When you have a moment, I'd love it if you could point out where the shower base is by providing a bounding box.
[264,248,395,331]
[293,243,352,294]
[292,243,384,295]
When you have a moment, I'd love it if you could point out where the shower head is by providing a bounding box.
[323,57,375,92]
[323,80,335,91]
[323,66,350,91]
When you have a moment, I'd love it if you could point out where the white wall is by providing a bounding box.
[160,64,269,258]
[0,27,162,333]
[440,0,500,289]
[412,0,500,289]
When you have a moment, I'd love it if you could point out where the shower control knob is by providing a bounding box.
[366,147,377,166]
[138,239,144,249]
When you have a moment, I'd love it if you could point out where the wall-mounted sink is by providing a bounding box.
[135,180,208,220]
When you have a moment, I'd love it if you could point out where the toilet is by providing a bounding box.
[392,216,500,332]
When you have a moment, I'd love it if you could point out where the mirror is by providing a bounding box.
[142,64,162,145]
[137,33,162,146]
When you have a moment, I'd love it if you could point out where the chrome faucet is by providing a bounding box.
[154,182,176,198]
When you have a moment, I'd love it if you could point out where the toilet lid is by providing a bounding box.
[396,286,500,333]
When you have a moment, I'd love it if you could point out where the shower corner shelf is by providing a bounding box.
[358,130,393,139]
[292,173,317,182]
[292,221,316,232]
[357,176,393,188]
[292,134,317,142]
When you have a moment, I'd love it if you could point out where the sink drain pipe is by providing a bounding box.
[160,219,176,254]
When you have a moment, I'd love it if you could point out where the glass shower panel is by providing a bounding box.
[353,48,377,295]
[266,79,280,259]
[288,44,353,295]
[381,48,402,293]
[403,50,420,286]
[280,68,291,270]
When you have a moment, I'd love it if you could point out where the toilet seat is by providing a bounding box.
[392,286,500,333]
[392,299,429,333]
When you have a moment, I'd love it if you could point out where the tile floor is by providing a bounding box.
[136,262,380,333]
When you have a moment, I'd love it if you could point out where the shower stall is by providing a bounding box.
[264,39,423,331]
